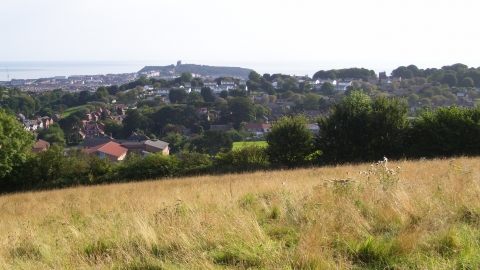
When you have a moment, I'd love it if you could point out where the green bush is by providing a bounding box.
[118,153,180,181]
[316,91,408,164]
[216,144,269,172]
[408,105,480,158]
[177,152,213,175]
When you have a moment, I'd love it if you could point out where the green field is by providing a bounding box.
[233,141,268,149]
[62,104,87,117]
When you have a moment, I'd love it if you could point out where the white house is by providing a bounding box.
[204,81,218,88]
[213,85,235,94]
[221,81,236,86]
[156,88,171,95]
[334,81,352,91]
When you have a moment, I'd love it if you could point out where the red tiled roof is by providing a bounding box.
[32,139,50,153]
[86,141,127,158]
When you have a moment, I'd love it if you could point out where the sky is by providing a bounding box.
[1,0,480,75]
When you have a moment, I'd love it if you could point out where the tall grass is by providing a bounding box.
[2,157,480,268]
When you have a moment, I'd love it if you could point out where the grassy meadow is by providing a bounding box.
[62,104,87,117]
[232,141,267,150]
[2,157,480,268]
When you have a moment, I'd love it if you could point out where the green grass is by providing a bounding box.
[233,141,268,149]
[62,104,87,117]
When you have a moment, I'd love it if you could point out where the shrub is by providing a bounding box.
[216,144,269,172]
[265,115,314,168]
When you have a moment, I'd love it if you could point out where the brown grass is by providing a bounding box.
[2,157,480,269]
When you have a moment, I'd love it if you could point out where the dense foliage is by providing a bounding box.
[265,115,314,167]
[0,108,35,180]
[316,91,408,164]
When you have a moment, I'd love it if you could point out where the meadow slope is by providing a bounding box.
[2,157,480,269]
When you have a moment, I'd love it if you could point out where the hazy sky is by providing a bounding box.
[2,0,480,74]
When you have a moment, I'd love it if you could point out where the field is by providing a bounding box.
[232,141,267,149]
[2,157,480,268]
[62,104,87,117]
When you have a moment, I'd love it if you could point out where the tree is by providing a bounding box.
[187,91,204,103]
[441,72,458,87]
[427,69,445,83]
[37,123,66,148]
[107,85,120,95]
[0,108,35,180]
[316,91,408,164]
[229,89,248,98]
[265,115,314,167]
[122,109,145,135]
[228,97,256,129]
[303,93,320,110]
[138,76,151,86]
[248,70,262,83]
[200,87,215,103]
[320,82,335,95]
[189,130,233,156]
[219,90,229,99]
[169,88,188,104]
[104,119,123,138]
[408,106,480,158]
[408,94,419,102]
[162,132,187,154]
[179,72,193,83]
[462,77,474,87]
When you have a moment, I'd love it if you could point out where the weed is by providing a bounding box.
[10,242,41,260]
[238,193,256,209]
[270,205,281,220]
[153,199,183,225]
[349,236,396,267]
[84,239,112,260]
[358,156,401,191]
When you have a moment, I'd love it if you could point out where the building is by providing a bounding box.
[85,141,128,162]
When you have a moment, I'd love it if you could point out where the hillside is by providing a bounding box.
[2,157,480,268]
[139,63,252,77]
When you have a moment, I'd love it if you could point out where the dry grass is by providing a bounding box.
[2,157,480,269]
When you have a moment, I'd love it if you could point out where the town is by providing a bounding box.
[2,62,480,162]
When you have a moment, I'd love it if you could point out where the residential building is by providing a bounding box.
[85,141,128,162]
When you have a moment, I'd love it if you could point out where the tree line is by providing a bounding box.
[3,90,480,193]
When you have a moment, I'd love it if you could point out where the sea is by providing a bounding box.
[0,60,395,81]
[0,61,154,81]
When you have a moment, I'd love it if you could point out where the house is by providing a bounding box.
[156,88,171,95]
[110,115,125,123]
[334,81,352,91]
[126,132,150,141]
[32,139,50,153]
[82,123,106,138]
[213,85,235,94]
[143,85,154,91]
[204,81,218,88]
[85,141,128,162]
[262,103,283,117]
[79,136,115,149]
[115,104,128,110]
[243,123,271,138]
[221,81,236,86]
[307,123,320,134]
[125,101,137,107]
[116,139,170,156]
[144,139,170,155]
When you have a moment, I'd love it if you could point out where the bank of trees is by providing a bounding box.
[4,91,480,193]
[390,63,480,87]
